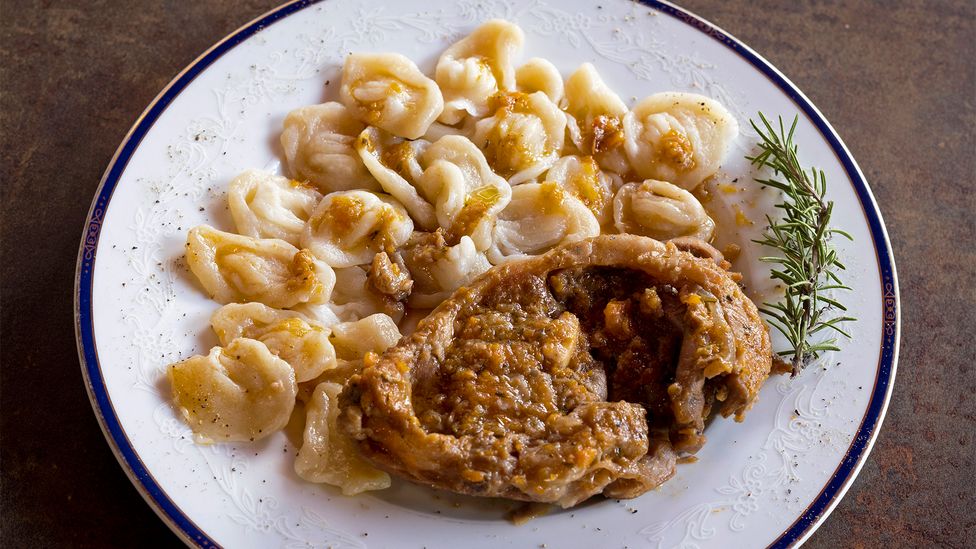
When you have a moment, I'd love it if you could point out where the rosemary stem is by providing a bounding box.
[748,113,854,376]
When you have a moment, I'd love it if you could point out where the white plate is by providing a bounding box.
[75,0,900,547]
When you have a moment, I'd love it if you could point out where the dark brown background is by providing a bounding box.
[2,0,974,547]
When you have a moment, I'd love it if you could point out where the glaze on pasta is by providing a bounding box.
[171,19,740,498]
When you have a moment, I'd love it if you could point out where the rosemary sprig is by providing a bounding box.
[747,113,855,376]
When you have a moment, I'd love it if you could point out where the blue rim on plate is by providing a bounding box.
[74,1,900,547]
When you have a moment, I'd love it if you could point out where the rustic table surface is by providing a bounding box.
[2,1,973,547]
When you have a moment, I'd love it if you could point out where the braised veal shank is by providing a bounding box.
[341,235,771,507]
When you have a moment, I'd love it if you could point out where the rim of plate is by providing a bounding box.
[73,1,901,547]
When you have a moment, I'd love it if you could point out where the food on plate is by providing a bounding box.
[623,92,739,189]
[613,179,715,241]
[300,189,414,268]
[280,102,380,192]
[473,91,567,184]
[227,169,322,246]
[295,381,392,494]
[169,338,297,442]
[399,231,492,308]
[170,19,778,511]
[487,181,600,263]
[544,154,621,226]
[341,235,771,507]
[436,19,524,125]
[210,302,336,383]
[185,225,335,308]
[563,63,631,176]
[341,53,443,140]
[515,57,564,103]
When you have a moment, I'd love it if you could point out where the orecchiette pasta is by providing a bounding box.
[329,313,402,360]
[280,102,380,193]
[487,181,601,263]
[301,190,414,268]
[622,92,739,189]
[186,225,335,308]
[168,338,297,442]
[210,303,336,383]
[544,155,620,226]
[170,19,752,500]
[399,232,491,308]
[613,179,715,241]
[340,53,443,140]
[515,57,563,104]
[563,63,630,175]
[294,265,405,325]
[294,381,391,494]
[473,91,566,185]
[417,135,512,250]
[435,19,524,125]
[564,63,627,122]
[228,170,322,246]
[356,126,437,229]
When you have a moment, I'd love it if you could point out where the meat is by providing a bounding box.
[367,251,413,301]
[340,235,772,507]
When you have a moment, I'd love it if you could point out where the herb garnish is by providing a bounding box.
[747,113,855,376]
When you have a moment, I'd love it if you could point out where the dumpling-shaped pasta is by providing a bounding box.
[356,127,437,229]
[473,91,566,185]
[340,53,443,140]
[280,102,379,193]
[563,63,630,175]
[186,225,335,308]
[487,181,600,263]
[435,19,524,125]
[545,155,620,226]
[330,313,402,360]
[228,170,322,246]
[417,135,512,250]
[210,303,336,383]
[622,92,738,189]
[399,232,491,308]
[168,338,297,442]
[294,265,405,325]
[294,381,391,494]
[301,190,413,268]
[564,63,627,122]
[516,57,564,103]
[613,179,715,241]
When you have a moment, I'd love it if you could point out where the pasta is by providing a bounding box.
[168,338,297,442]
[280,102,380,193]
[473,91,566,184]
[399,232,492,308]
[329,313,402,360]
[613,179,715,241]
[301,190,414,268]
[185,225,335,308]
[544,155,620,226]
[563,63,631,175]
[622,92,739,189]
[435,19,524,125]
[228,170,322,246]
[294,265,404,325]
[294,381,391,494]
[515,57,564,103]
[356,126,437,229]
[210,302,336,383]
[172,19,749,502]
[487,181,600,263]
[340,53,443,140]
[417,135,512,250]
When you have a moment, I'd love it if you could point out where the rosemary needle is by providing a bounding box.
[747,113,856,376]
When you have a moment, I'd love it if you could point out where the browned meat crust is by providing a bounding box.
[341,235,771,507]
